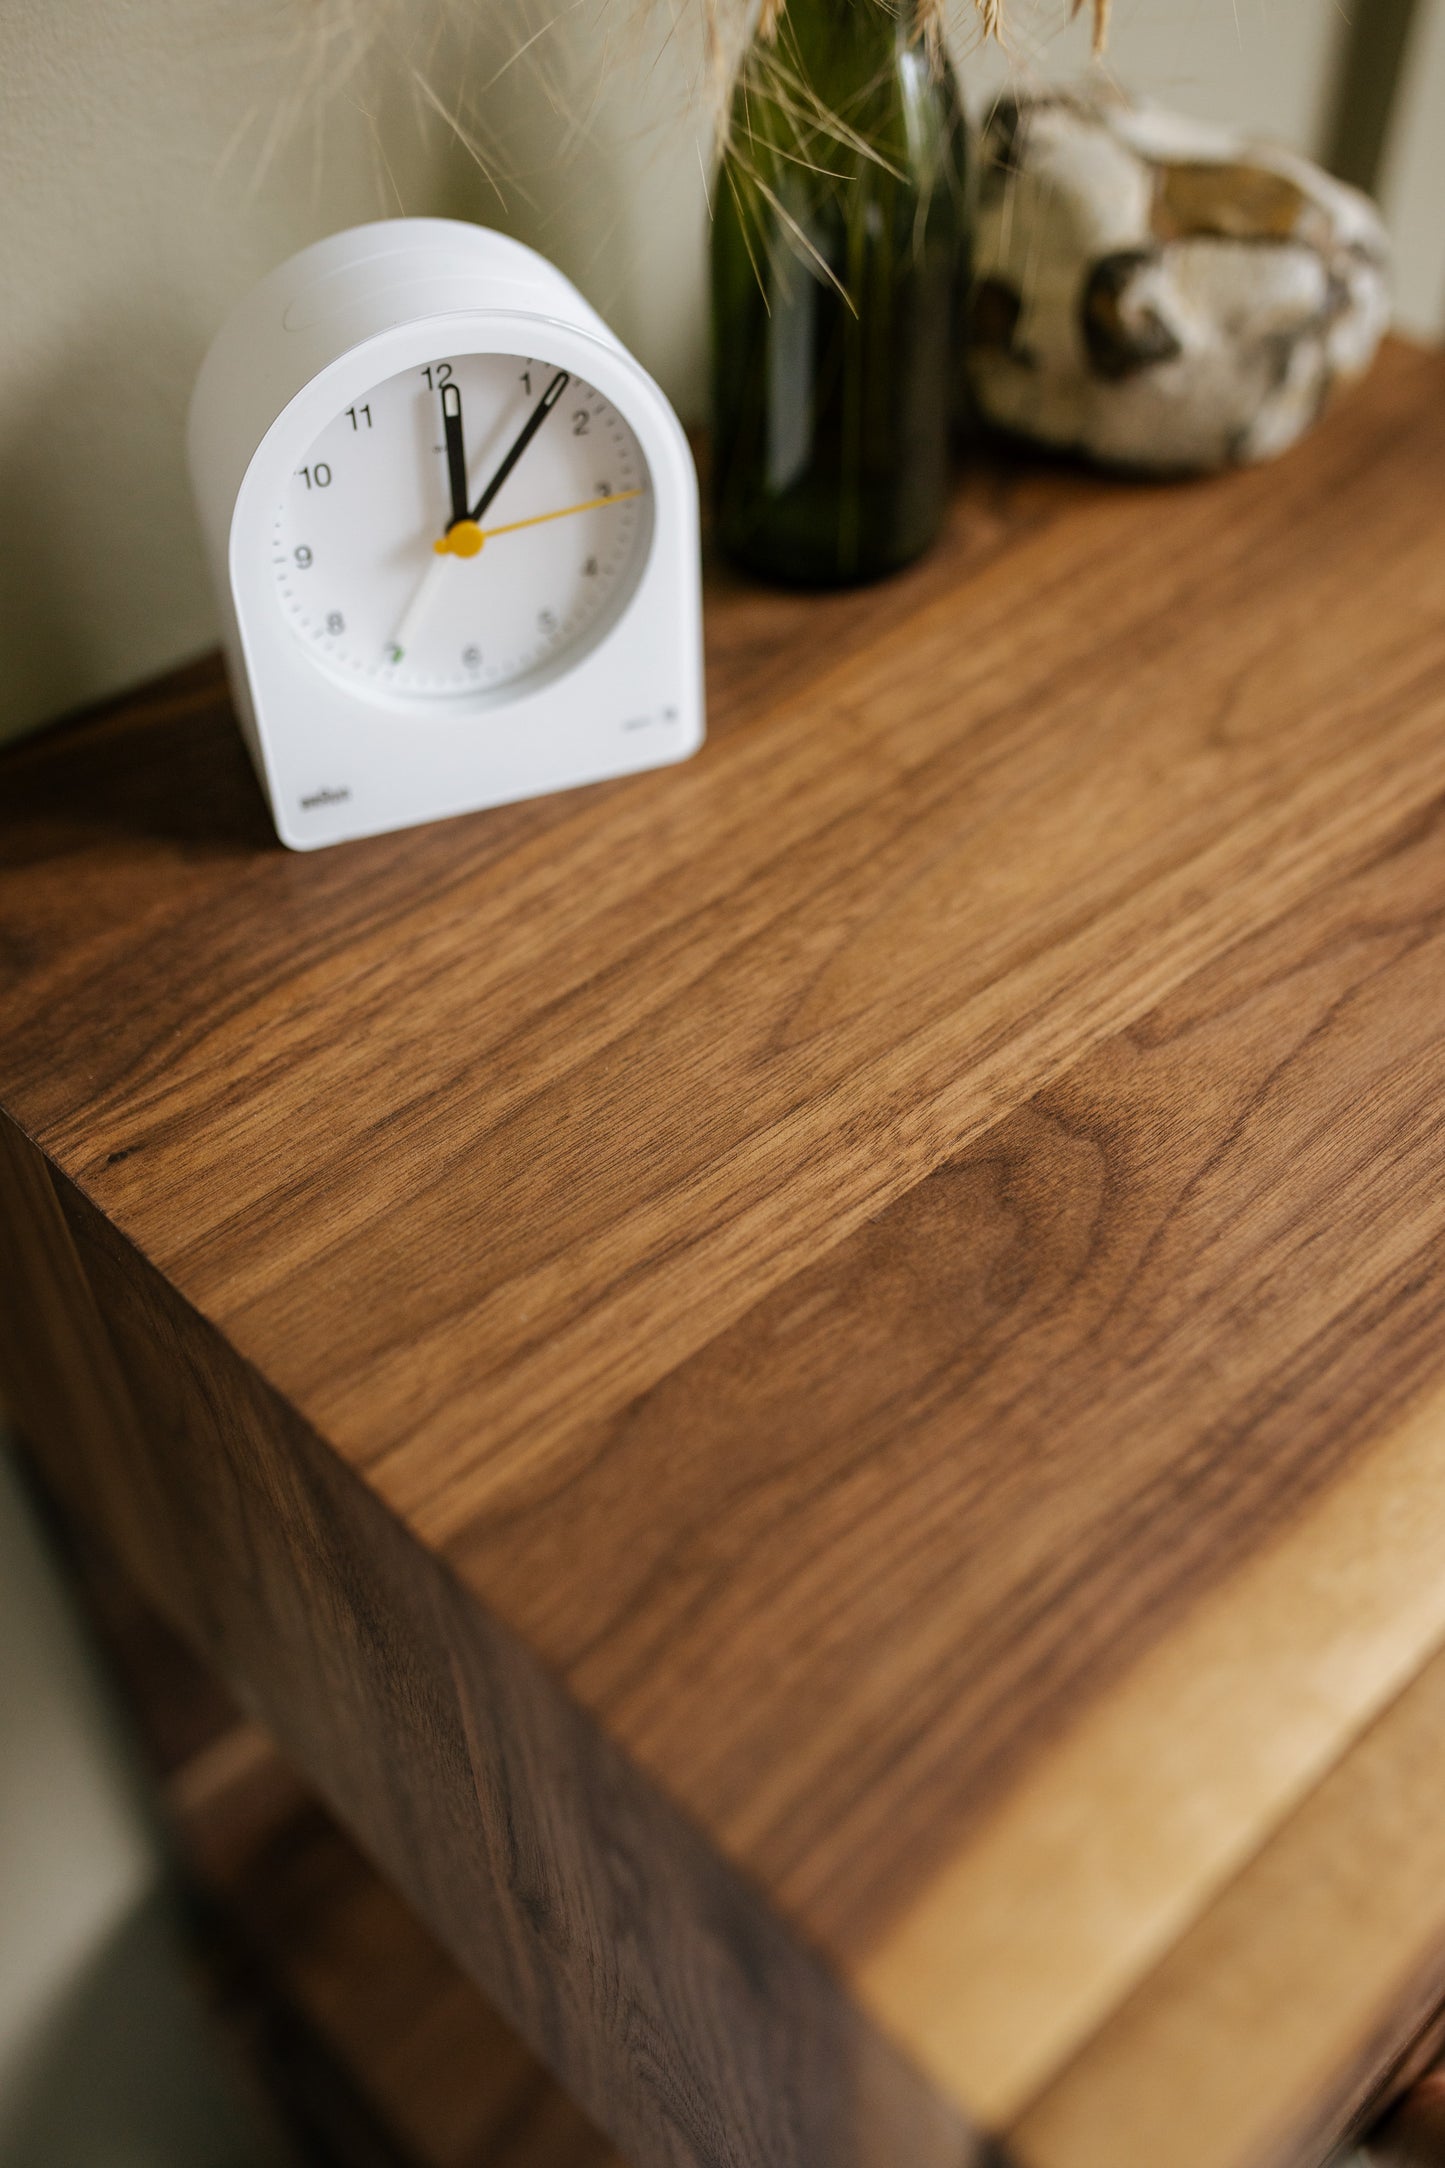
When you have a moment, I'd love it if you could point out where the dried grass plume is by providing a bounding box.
[226,0,1111,216]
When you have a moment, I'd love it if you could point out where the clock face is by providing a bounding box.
[272,352,651,701]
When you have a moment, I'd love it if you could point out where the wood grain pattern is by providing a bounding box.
[6,341,1445,2168]
[858,1380,1445,2120]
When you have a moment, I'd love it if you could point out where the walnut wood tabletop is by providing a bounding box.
[6,339,1445,2168]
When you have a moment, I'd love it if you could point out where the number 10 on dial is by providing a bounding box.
[189,220,704,849]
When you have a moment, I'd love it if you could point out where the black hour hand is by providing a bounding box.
[441,382,468,530]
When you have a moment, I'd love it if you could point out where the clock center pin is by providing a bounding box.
[436,520,485,558]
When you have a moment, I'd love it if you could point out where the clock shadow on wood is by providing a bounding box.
[2,660,274,863]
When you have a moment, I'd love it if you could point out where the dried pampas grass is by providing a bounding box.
[219,0,1109,223]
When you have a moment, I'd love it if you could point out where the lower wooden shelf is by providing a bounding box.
[173,1723,626,2168]
[53,1507,626,2168]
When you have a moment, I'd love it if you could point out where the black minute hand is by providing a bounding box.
[469,370,570,525]
[441,382,469,530]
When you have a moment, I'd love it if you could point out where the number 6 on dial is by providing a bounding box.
[188,220,705,850]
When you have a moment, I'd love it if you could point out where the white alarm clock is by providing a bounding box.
[188,219,704,849]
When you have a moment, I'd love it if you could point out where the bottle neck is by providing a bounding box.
[766,0,917,77]
[732,0,954,173]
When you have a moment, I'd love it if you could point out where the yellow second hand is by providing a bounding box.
[483,487,644,539]
[436,488,644,557]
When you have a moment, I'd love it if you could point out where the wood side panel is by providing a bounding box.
[0,1122,979,2168]
[0,1111,172,1587]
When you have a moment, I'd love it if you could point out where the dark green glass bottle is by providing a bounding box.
[711,0,967,586]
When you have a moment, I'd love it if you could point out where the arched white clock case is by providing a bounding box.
[188,220,705,850]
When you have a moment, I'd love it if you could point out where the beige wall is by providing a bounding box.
[0,0,1425,750]
[0,1441,294,2166]
[0,0,710,744]
[962,0,1348,154]
[0,1446,155,2111]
